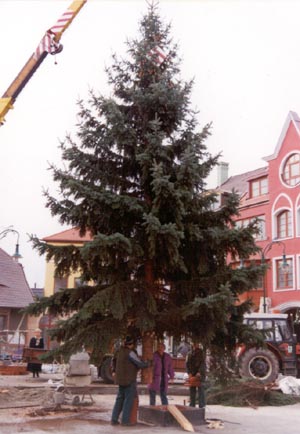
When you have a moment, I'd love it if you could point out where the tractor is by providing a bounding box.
[238,312,300,383]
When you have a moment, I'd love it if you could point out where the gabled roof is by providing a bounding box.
[219,166,268,196]
[0,248,34,308]
[263,111,300,162]
[43,227,92,243]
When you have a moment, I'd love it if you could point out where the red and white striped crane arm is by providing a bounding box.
[0,0,87,125]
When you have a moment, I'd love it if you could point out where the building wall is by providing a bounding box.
[264,121,300,311]
[227,112,300,314]
[44,242,84,297]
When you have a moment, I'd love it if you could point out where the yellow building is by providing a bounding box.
[43,227,92,297]
[40,228,92,349]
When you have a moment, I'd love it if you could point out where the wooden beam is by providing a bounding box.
[167,404,195,432]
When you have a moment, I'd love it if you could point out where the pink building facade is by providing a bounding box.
[219,111,300,320]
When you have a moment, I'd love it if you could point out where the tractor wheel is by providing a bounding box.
[239,348,279,383]
[100,356,114,384]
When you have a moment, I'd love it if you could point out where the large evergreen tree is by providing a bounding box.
[27,4,264,374]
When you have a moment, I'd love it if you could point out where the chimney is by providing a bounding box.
[217,162,229,186]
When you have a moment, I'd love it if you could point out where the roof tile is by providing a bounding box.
[0,248,34,308]
[43,227,92,243]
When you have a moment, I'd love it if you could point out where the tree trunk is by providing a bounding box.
[141,259,155,384]
[141,332,154,384]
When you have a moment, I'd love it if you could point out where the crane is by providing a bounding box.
[0,0,87,125]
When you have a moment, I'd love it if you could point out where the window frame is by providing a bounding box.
[273,257,294,291]
[281,153,300,186]
[235,215,266,240]
[0,314,8,331]
[296,254,300,289]
[53,275,68,293]
[250,176,268,198]
[277,210,292,239]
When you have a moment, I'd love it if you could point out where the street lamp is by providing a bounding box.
[261,240,289,313]
[0,226,22,261]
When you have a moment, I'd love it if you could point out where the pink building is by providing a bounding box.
[218,111,300,321]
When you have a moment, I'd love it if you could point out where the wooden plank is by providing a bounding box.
[0,365,27,375]
[167,404,195,432]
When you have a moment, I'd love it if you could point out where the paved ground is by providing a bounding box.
[0,371,299,433]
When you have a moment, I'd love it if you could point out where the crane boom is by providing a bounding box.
[0,0,86,125]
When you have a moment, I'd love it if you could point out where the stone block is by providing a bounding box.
[64,375,91,387]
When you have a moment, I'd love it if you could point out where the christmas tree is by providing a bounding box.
[27,3,264,377]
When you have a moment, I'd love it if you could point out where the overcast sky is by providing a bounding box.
[1,0,300,288]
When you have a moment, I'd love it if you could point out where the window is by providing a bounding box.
[253,275,263,289]
[235,215,266,240]
[276,320,292,341]
[0,314,8,342]
[235,219,249,229]
[0,315,7,331]
[211,193,230,210]
[277,210,292,238]
[250,177,268,198]
[246,318,292,342]
[211,194,221,211]
[247,319,273,341]
[74,277,89,288]
[297,207,300,237]
[74,277,95,288]
[53,276,68,293]
[282,153,300,186]
[74,278,83,288]
[275,258,293,289]
[256,216,266,240]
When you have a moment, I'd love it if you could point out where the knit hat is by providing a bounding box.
[124,336,134,345]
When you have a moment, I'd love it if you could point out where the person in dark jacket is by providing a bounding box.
[186,342,206,408]
[148,342,174,405]
[26,329,44,378]
[111,336,150,426]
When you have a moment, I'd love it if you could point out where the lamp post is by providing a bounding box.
[261,240,288,313]
[0,226,22,261]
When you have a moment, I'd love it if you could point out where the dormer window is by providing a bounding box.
[281,153,300,186]
[250,177,268,198]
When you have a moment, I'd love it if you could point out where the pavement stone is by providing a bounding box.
[0,371,299,433]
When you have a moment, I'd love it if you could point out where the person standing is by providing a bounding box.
[26,328,44,378]
[148,342,174,405]
[111,336,150,426]
[186,342,206,408]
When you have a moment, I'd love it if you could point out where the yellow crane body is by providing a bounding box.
[0,0,86,125]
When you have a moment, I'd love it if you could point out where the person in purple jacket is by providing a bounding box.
[148,342,175,405]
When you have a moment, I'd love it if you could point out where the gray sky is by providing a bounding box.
[1,0,300,288]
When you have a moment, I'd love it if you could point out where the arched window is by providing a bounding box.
[282,153,300,186]
[277,210,292,238]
